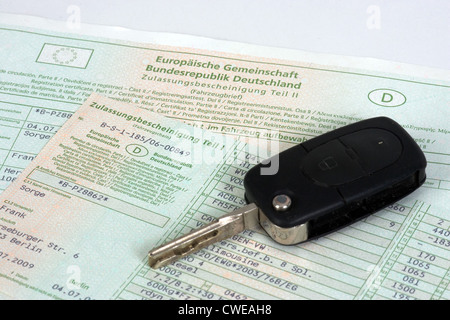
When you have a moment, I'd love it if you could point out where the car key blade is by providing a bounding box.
[148,203,259,269]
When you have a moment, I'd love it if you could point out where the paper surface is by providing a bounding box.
[0,93,257,299]
[0,14,449,300]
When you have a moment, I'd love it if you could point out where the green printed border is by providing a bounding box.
[1,27,449,88]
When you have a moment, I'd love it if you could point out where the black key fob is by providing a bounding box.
[244,116,427,245]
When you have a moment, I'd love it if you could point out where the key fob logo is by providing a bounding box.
[318,156,338,171]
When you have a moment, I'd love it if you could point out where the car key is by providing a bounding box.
[148,116,427,269]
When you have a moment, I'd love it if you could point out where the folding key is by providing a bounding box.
[148,117,427,269]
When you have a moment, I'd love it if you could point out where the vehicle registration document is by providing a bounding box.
[0,14,448,300]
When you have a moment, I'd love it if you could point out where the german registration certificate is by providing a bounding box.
[0,14,448,300]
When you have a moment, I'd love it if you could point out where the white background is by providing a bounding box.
[0,0,449,70]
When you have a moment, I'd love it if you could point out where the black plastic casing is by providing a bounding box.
[244,117,427,242]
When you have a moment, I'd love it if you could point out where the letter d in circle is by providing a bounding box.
[125,144,149,157]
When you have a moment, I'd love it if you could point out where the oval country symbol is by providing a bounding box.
[368,89,406,107]
[125,144,149,157]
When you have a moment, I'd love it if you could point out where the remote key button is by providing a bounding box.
[340,128,403,173]
[301,139,365,186]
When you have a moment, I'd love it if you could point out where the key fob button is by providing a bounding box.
[301,139,365,186]
[340,128,403,173]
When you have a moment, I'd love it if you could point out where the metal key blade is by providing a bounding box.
[148,203,259,269]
